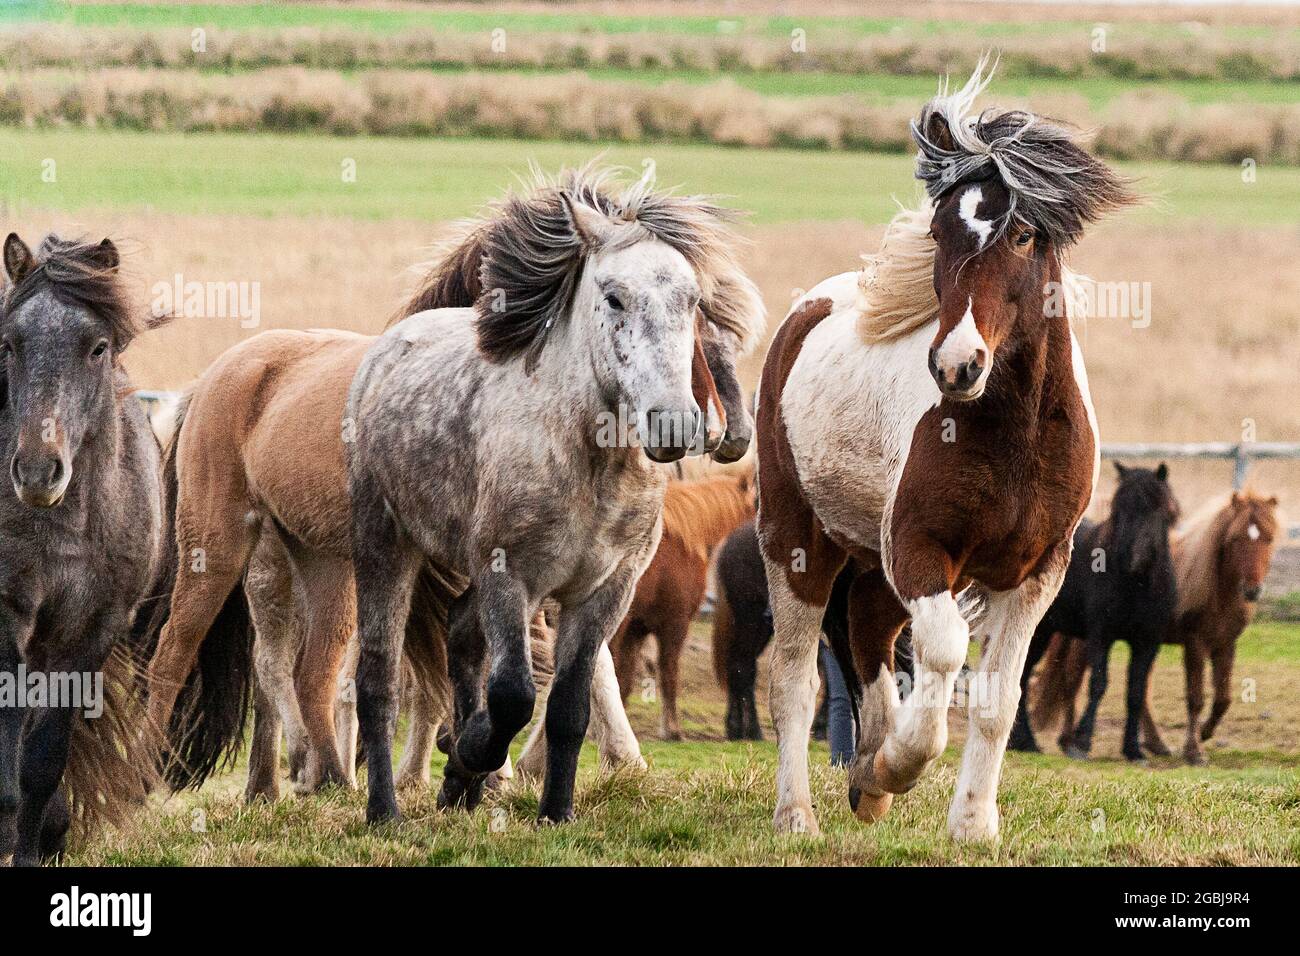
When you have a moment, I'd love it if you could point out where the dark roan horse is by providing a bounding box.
[0,234,166,865]
[1008,462,1180,761]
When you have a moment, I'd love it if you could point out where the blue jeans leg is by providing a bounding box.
[819,642,855,767]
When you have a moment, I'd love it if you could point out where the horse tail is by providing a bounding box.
[821,566,862,739]
[711,586,734,689]
[141,395,256,790]
[401,562,458,731]
[1029,633,1086,732]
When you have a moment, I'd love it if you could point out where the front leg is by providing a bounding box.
[539,562,642,824]
[1182,639,1207,765]
[949,548,1067,842]
[1122,640,1160,762]
[1200,644,1236,744]
[13,625,116,867]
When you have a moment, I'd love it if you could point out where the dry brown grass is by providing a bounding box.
[7,18,1300,82]
[10,207,1297,512]
[4,66,1299,165]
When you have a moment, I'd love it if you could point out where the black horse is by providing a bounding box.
[0,234,168,865]
[1009,462,1180,762]
[712,519,914,742]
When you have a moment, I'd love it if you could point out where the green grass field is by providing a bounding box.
[17,2,1291,41]
[70,620,1300,866]
[1,128,1294,226]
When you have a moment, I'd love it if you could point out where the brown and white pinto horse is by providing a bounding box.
[757,63,1137,840]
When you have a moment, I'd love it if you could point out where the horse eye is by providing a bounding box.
[604,293,624,312]
[1015,229,1035,246]
[91,340,108,358]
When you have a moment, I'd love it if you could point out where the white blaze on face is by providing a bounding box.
[934,296,989,392]
[1248,523,1261,541]
[959,185,993,249]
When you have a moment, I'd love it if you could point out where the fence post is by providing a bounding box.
[1233,444,1249,490]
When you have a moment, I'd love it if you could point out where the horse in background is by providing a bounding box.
[610,466,756,740]
[1030,490,1279,764]
[757,60,1131,840]
[1008,463,1180,761]
[0,234,167,865]
[712,520,770,740]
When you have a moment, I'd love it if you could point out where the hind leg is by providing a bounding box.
[245,533,303,800]
[396,667,438,789]
[842,569,908,823]
[656,618,689,741]
[765,551,842,835]
[1065,632,1112,760]
[1007,623,1054,753]
[37,784,70,863]
[949,551,1067,842]
[334,630,360,786]
[289,550,356,791]
[1139,663,1171,756]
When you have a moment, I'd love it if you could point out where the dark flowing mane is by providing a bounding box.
[911,56,1140,248]
[393,163,765,371]
[2,235,148,349]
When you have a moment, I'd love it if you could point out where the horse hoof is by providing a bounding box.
[537,808,576,826]
[1143,741,1172,757]
[365,801,403,826]
[1124,753,1148,765]
[1184,750,1206,767]
[848,786,892,823]
[773,803,820,835]
[1063,744,1090,761]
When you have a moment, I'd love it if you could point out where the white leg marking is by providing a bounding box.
[765,556,826,835]
[948,557,1068,842]
[878,593,969,787]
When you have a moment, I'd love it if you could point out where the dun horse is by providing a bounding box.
[142,165,763,823]
[1007,463,1180,761]
[757,61,1136,840]
[610,467,756,740]
[1029,490,1278,764]
[0,235,166,865]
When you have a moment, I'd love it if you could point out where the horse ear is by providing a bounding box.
[1155,462,1168,482]
[924,110,956,153]
[1112,461,1127,478]
[4,233,34,284]
[1231,491,1242,506]
[1268,495,1279,506]
[93,238,120,272]
[560,191,616,248]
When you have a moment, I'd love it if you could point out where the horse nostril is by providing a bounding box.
[1244,586,1262,602]
[48,457,63,486]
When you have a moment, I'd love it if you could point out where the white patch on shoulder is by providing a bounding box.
[1248,523,1260,541]
[959,186,992,249]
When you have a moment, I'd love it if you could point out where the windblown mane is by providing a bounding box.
[2,235,147,349]
[393,162,765,371]
[854,200,1090,344]
[662,469,756,564]
[855,56,1134,345]
[911,55,1139,249]
[1174,492,1279,617]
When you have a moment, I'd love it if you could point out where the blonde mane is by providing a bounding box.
[853,198,1090,345]
[1174,491,1279,617]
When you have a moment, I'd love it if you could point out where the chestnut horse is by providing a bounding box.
[142,165,762,814]
[1029,490,1279,764]
[757,62,1136,840]
[609,467,756,740]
